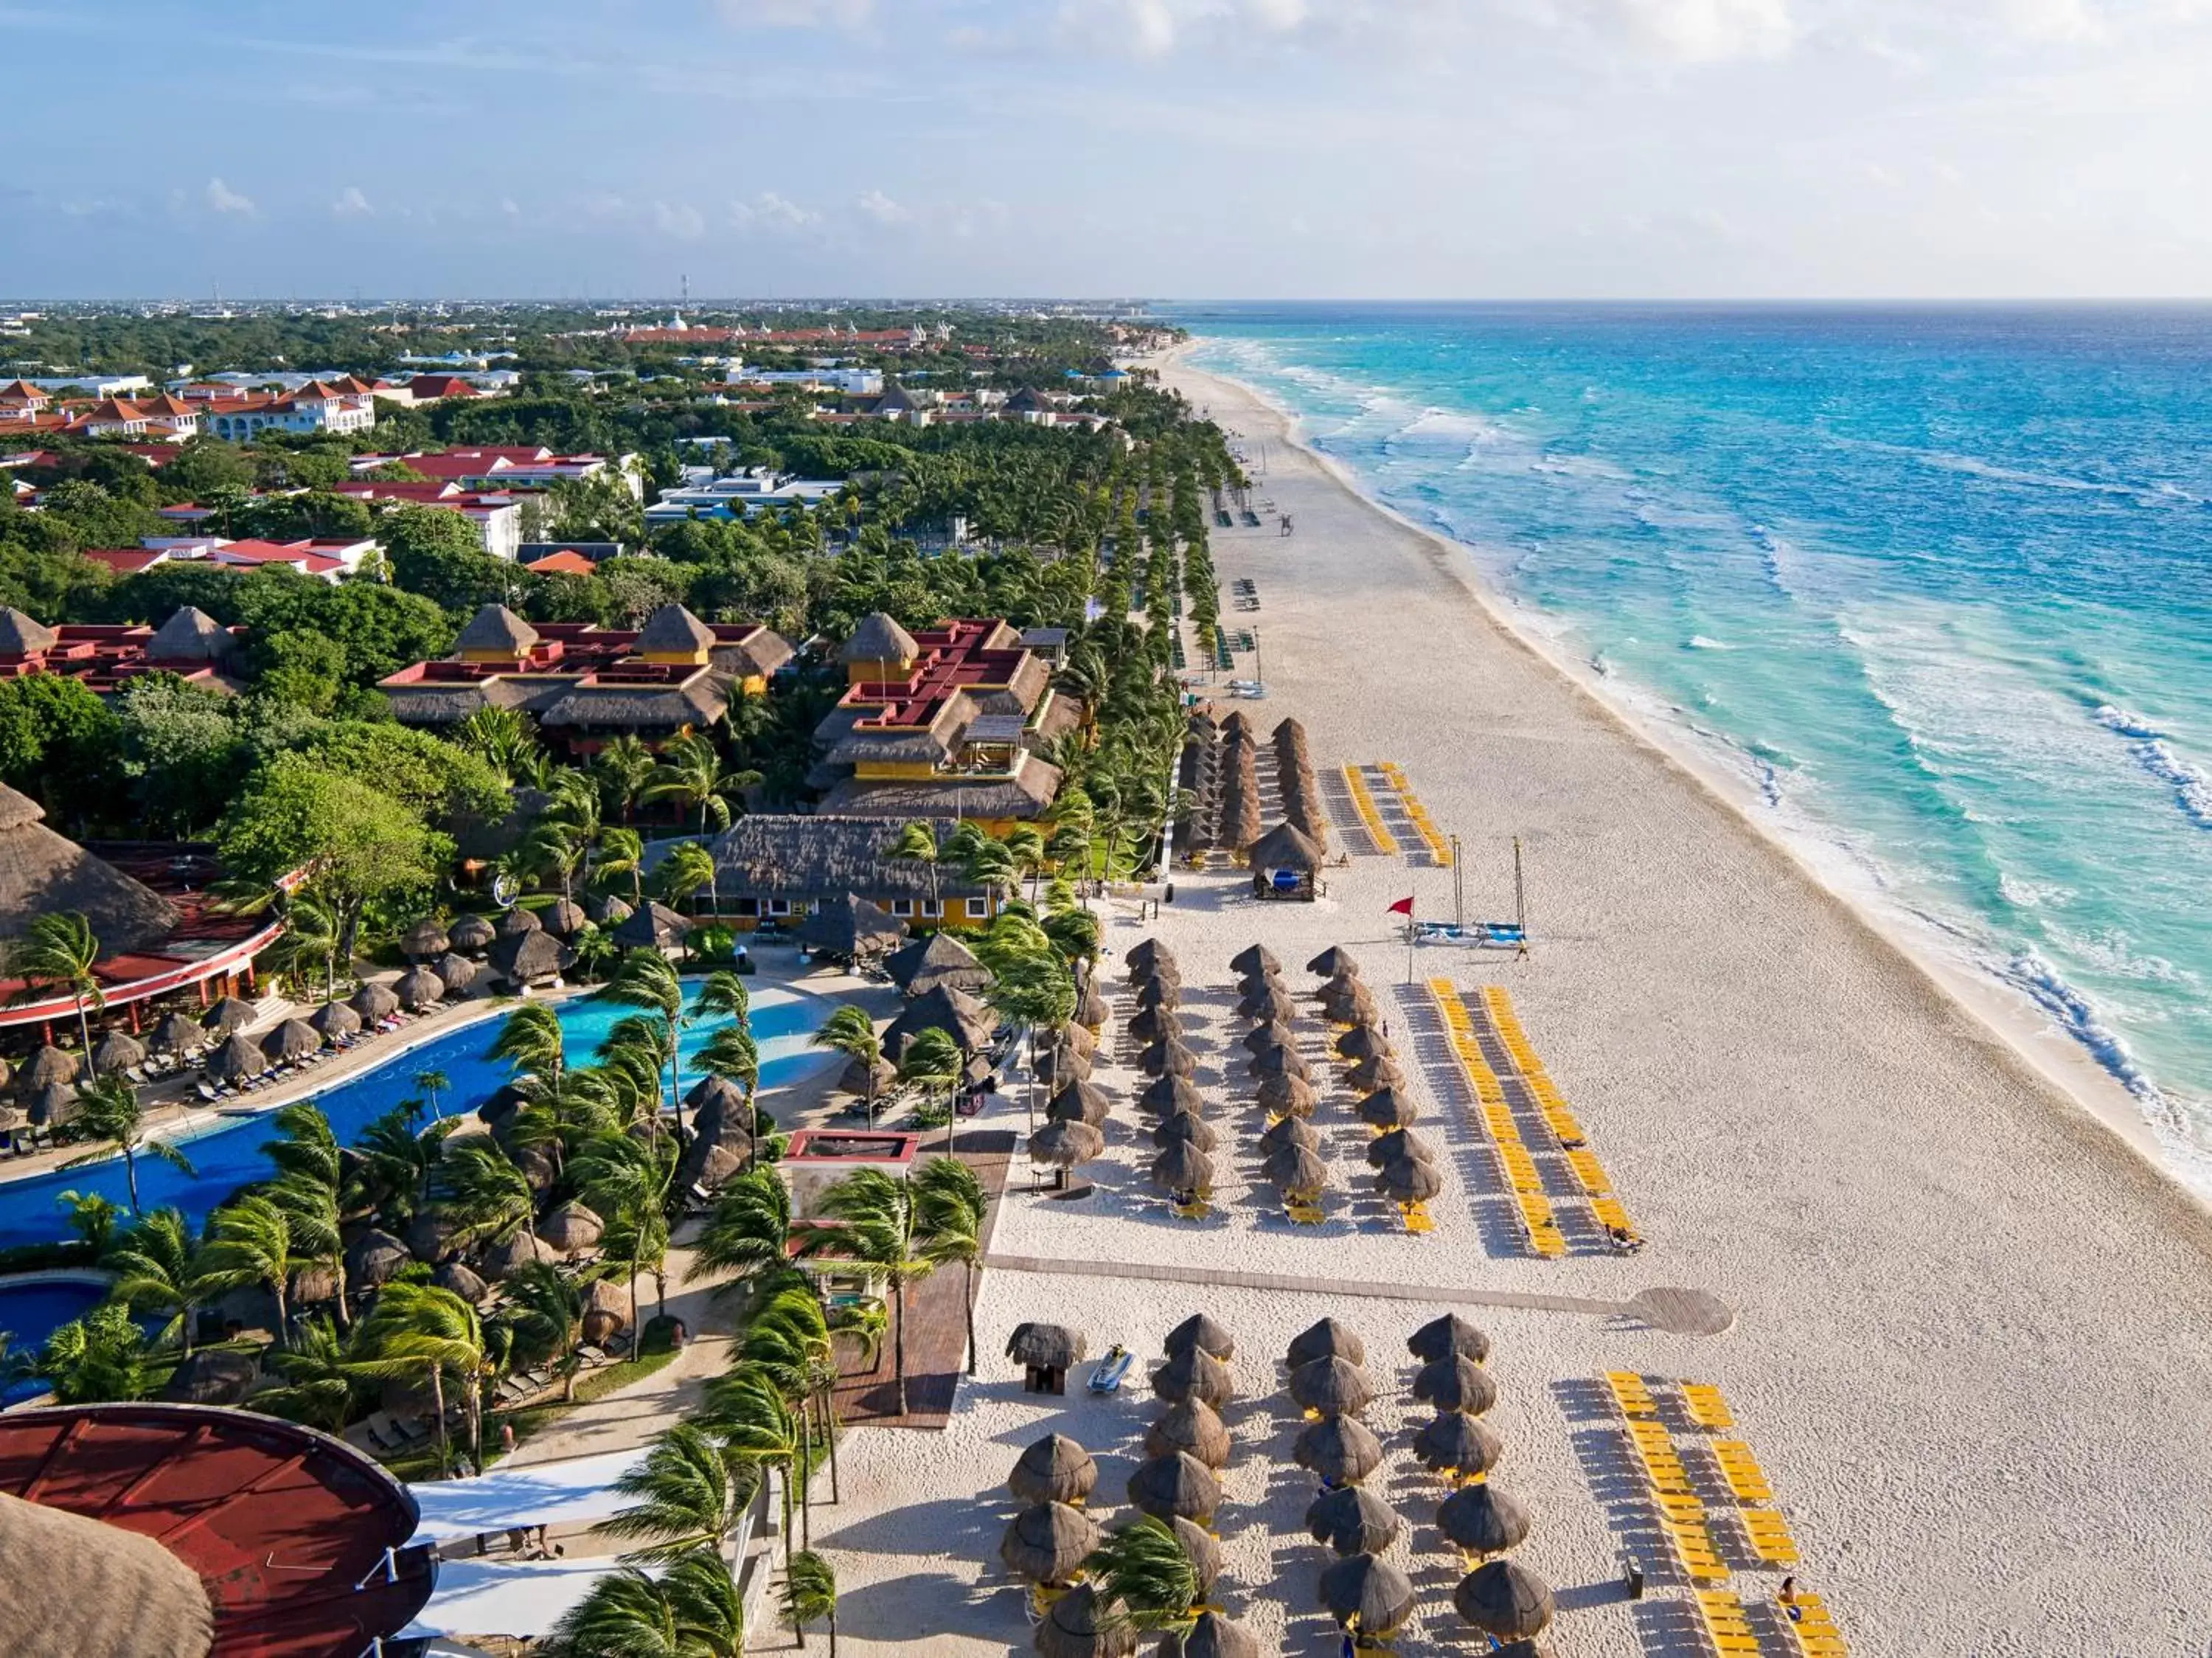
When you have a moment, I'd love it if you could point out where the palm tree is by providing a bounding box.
[439,1137,540,1255]
[257,1314,364,1433]
[702,1364,801,1567]
[653,839,720,918]
[542,1547,745,1658]
[644,731,759,836]
[452,705,543,788]
[888,820,941,914]
[496,1258,590,1402]
[571,1129,675,1351]
[5,911,105,1073]
[490,1000,568,1087]
[268,1173,351,1330]
[694,970,750,1027]
[268,894,341,1002]
[265,1100,341,1192]
[599,1421,755,1561]
[414,1068,451,1121]
[897,1027,963,1150]
[63,1075,192,1215]
[351,1107,455,1227]
[796,1169,930,1417]
[200,1195,301,1350]
[959,837,1019,914]
[685,1168,791,1297]
[809,1005,882,1125]
[606,950,686,1128]
[352,1283,490,1476]
[697,1025,761,1166]
[786,1551,838,1656]
[1084,1515,1203,1632]
[593,734,656,825]
[55,1188,122,1255]
[748,1281,843,1507]
[913,1157,986,1377]
[524,818,591,902]
[1002,825,1048,901]
[103,1207,206,1355]
[594,826,646,905]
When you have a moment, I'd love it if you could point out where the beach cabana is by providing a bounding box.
[1355,1088,1418,1131]
[1030,1119,1106,1174]
[1240,1020,1298,1056]
[1034,1583,1138,1658]
[1248,822,1325,901]
[1317,1553,1415,1640]
[202,996,257,1036]
[1250,1044,1310,1081]
[1290,1356,1374,1419]
[1160,1612,1259,1658]
[148,1011,204,1054]
[1229,944,1281,977]
[1413,1355,1498,1416]
[307,1002,361,1043]
[91,1030,145,1075]
[1046,1081,1112,1125]
[1413,1410,1503,1481]
[1001,1501,1101,1587]
[205,1032,265,1083]
[1138,1075,1204,1118]
[887,932,993,998]
[493,930,571,990]
[1453,1561,1555,1643]
[401,918,450,960]
[883,985,998,1059]
[1140,1039,1198,1079]
[497,905,543,939]
[797,892,908,962]
[1262,1145,1328,1198]
[1124,938,1173,977]
[1007,1322,1087,1394]
[1307,1485,1402,1557]
[611,901,692,953]
[1127,1005,1183,1044]
[1010,1435,1099,1507]
[1258,1072,1318,1118]
[1152,1111,1218,1154]
[1307,946,1360,979]
[395,966,448,1011]
[1376,1156,1443,1204]
[540,898,587,938]
[1294,1415,1385,1485]
[1259,1115,1321,1156]
[1336,1024,1391,1062]
[1349,1055,1408,1093]
[1437,1482,1531,1559]
[262,1019,321,1064]
[1164,1313,1235,1361]
[449,914,496,954]
[540,1201,605,1256]
[1366,1127,1437,1170]
[435,952,480,993]
[349,982,400,1023]
[1287,1318,1366,1370]
[1144,1397,1231,1469]
[1127,1451,1220,1522]
[1150,1142,1214,1201]
[1409,1313,1493,1365]
[1151,1345,1234,1409]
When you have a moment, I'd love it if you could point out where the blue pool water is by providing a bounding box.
[0,1279,106,1367]
[1178,302,2212,1192]
[0,985,824,1252]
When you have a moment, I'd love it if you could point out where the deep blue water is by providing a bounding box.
[0,1280,105,1373]
[1175,302,2212,1190]
[0,987,823,1253]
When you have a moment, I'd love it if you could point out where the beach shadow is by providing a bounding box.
[834,1569,1016,1642]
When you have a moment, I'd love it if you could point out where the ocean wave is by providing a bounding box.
[2001,949,2163,1104]
[1686,635,1733,651]
[2093,704,2212,830]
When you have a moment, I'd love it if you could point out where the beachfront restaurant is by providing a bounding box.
[647,814,1004,931]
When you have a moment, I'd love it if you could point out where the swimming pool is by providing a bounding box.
[0,984,826,1253]
[0,1276,109,1386]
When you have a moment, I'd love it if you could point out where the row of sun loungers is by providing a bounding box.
[1429,981,1565,1258]
[1477,987,1641,1246]
[1377,763,1453,866]
[1340,766,1400,856]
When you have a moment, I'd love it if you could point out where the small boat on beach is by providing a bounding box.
[1088,1345,1134,1394]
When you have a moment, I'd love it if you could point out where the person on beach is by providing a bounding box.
[1779,1577,1801,1621]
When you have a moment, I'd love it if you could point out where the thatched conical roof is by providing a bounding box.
[637,602,716,657]
[1257,1072,1318,1118]
[1248,821,1323,871]
[1127,1004,1182,1044]
[433,951,479,993]
[1006,1322,1086,1370]
[1075,980,1110,1030]
[797,892,908,960]
[1160,1612,1257,1658]
[1453,1560,1554,1641]
[27,1080,77,1127]
[1034,1583,1137,1658]
[0,1487,213,1658]
[201,996,256,1036]
[611,901,692,951]
[1228,944,1280,977]
[1262,1144,1328,1197]
[1307,946,1360,978]
[1335,1023,1391,1061]
[21,1044,80,1092]
[1138,1074,1204,1117]
[1163,1312,1234,1360]
[497,904,543,939]
[1317,1553,1415,1637]
[1029,1118,1106,1169]
[1259,1114,1321,1156]
[1151,1345,1233,1408]
[307,1001,361,1040]
[1149,1141,1212,1194]
[1355,1088,1417,1130]
[836,1055,897,1097]
[1151,1111,1217,1154]
[540,1200,605,1255]
[449,913,497,953]
[148,1011,204,1053]
[1408,1313,1492,1365]
[1436,1482,1531,1556]
[1133,975,1180,1012]
[540,897,588,937]
[1413,1355,1498,1415]
[1001,1501,1100,1586]
[1236,984,1297,1023]
[1376,1156,1442,1203]
[1365,1127,1437,1170]
[346,1229,411,1287]
[1126,1451,1220,1522]
[400,918,450,960]
[1046,1080,1112,1125]
[842,611,919,666]
[0,783,180,953]
[91,1029,145,1072]
[492,929,571,985]
[434,1260,490,1303]
[1294,1414,1385,1485]
[1144,1397,1231,1469]
[883,984,997,1058]
[394,965,446,1010]
[456,602,538,656]
[1123,938,1173,977]
[148,604,234,663]
[1413,1409,1503,1479]
[349,981,400,1021]
[479,1230,557,1281]
[1249,1043,1309,1081]
[886,931,992,997]
[159,1346,260,1405]
[262,1018,321,1062]
[1348,1054,1408,1093]
[205,1031,265,1081]
[1307,1484,1402,1556]
[1287,1318,1366,1370]
[1290,1355,1373,1418]
[1241,1019,1298,1056]
[1140,1039,1197,1079]
[1009,1435,1098,1507]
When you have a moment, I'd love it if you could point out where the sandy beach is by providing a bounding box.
[792,350,2212,1657]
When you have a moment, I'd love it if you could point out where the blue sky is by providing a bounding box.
[10,0,2212,299]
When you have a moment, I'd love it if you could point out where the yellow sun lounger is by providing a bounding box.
[1784,1592,1849,1657]
[1680,1383,1736,1430]
[1695,1590,1764,1655]
[1713,1441,1775,1505]
[1741,1507,1800,1565]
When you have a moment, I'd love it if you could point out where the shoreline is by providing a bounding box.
[1164,339,2201,1206]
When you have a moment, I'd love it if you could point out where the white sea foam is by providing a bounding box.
[1686,635,1733,651]
[2093,704,2212,830]
[2001,948,2165,1104]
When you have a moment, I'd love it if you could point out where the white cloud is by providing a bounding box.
[331,185,373,218]
[729,190,821,233]
[204,176,255,215]
[1570,0,1797,62]
[653,199,707,239]
[717,0,873,27]
[856,188,911,225]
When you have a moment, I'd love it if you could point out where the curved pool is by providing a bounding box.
[0,985,826,1253]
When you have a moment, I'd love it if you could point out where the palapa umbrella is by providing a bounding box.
[1031,1119,1106,1169]
[159,1348,260,1406]
[202,996,257,1036]
[1140,1038,1197,1079]
[588,893,634,926]
[1408,1313,1492,1365]
[1076,981,1111,1030]
[1317,1553,1416,1637]
[1001,1501,1102,1586]
[1168,1513,1223,1599]
[1036,1042,1093,1087]
[1413,1354,1498,1415]
[91,1029,145,1073]
[1006,1323,1088,1371]
[401,917,450,960]
[1234,966,1284,1000]
[1306,1485,1402,1556]
[479,1229,557,1281]
[1365,1127,1438,1169]
[798,892,908,960]
[1046,1080,1112,1125]
[435,951,479,993]
[1144,1396,1231,1469]
[345,1229,411,1288]
[205,1031,266,1081]
[349,981,400,1022]
[1127,1005,1183,1044]
[1259,1114,1321,1155]
[1355,1088,1418,1131]
[26,1080,77,1128]
[1287,1317,1366,1370]
[1164,1313,1235,1361]
[1011,1434,1099,1506]
[1290,1355,1374,1418]
[1307,946,1360,979]
[1257,1072,1319,1118]
[1413,1409,1503,1480]
[837,1055,899,1098]
[262,1018,321,1063]
[1376,1155,1443,1203]
[1151,1345,1234,1409]
[1150,1141,1213,1197]
[540,897,588,937]
[1152,1111,1218,1154]
[1436,1482,1531,1558]
[540,1200,605,1255]
[1133,976,1181,1012]
[1262,1144,1328,1197]
[435,1260,490,1303]
[1295,1413,1385,1485]
[1228,943,1281,977]
[0,1101,26,1134]
[1240,1020,1298,1056]
[1161,1612,1258,1658]
[1236,984,1296,1022]
[1348,1055,1408,1093]
[395,965,447,1010]
[1124,938,1173,977]
[1035,1584,1138,1658]
[1335,1024,1391,1061]
[1320,983,1377,1024]
[1250,1044,1309,1081]
[449,913,496,954]
[888,932,993,998]
[148,1011,204,1053]
[307,1001,361,1041]
[496,905,543,938]
[1454,1560,1555,1642]
[1127,1451,1220,1522]
[1138,1074,1205,1117]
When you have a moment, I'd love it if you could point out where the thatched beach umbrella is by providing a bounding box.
[1035,1042,1093,1089]
[1348,1055,1408,1093]
[838,1055,899,1098]
[1034,1584,1138,1658]
[1250,1044,1309,1081]
[1259,1114,1321,1156]
[349,981,400,1022]
[1161,1611,1256,1658]
[1409,1312,1493,1365]
[1262,1145,1328,1197]
[346,1228,411,1288]
[1454,1561,1555,1643]
[1124,938,1173,977]
[1241,1020,1298,1056]
[1355,1088,1418,1131]
[1152,1111,1218,1154]
[798,892,908,960]
[202,996,257,1036]
[497,905,543,939]
[435,1260,490,1303]
[888,931,993,997]
[1376,1156,1443,1204]
[1133,975,1181,1013]
[581,1278,630,1346]
[160,1347,260,1406]
[1335,1024,1391,1062]
[1319,982,1376,1024]
[479,1231,557,1281]
[611,901,692,952]
[1127,1005,1183,1044]
[1046,1080,1112,1125]
[91,1029,145,1073]
[307,1001,361,1042]
[1307,946,1360,979]
[1290,1355,1374,1418]
[1217,783,1263,855]
[1145,1396,1231,1469]
[27,1080,77,1128]
[1076,981,1111,1030]
[1295,1413,1385,1485]
[1236,984,1297,1023]
[395,965,447,1010]
[1413,1409,1503,1480]
[1138,1074,1205,1117]
[1164,1314,1235,1361]
[262,1018,321,1064]
[1007,1322,1088,1372]
[1317,1553,1415,1638]
[1150,1142,1213,1198]
[149,1011,204,1054]
[588,893,633,927]
[205,1031,265,1082]
[1437,1482,1532,1558]
[541,897,588,937]
[1366,1127,1437,1170]
[1031,1119,1106,1170]
[1257,1072,1318,1118]
[401,917,450,960]
[1011,1435,1099,1507]
[1140,1039,1197,1079]
[449,913,496,954]
[1229,944,1280,977]
[1001,1501,1101,1586]
[1307,1485,1402,1557]
[1127,1451,1220,1522]
[1413,1354,1499,1416]
[435,952,479,993]
[1287,1317,1366,1370]
[1151,1345,1234,1409]
[540,1200,605,1256]
[493,929,572,988]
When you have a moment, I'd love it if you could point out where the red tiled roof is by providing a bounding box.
[524,549,599,577]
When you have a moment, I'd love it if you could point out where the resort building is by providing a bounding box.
[645,468,847,524]
[658,814,997,929]
[198,381,378,439]
[0,606,248,695]
[810,613,1074,827]
[349,446,642,498]
[330,479,524,560]
[378,603,793,753]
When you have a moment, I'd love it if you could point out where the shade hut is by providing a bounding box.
[1228,944,1281,977]
[204,1032,265,1083]
[1409,1313,1493,1366]
[434,1261,490,1304]
[1163,1313,1235,1361]
[493,929,571,989]
[887,932,993,998]
[1376,1156,1443,1204]
[1335,1024,1391,1062]
[1306,1485,1402,1557]
[610,899,692,952]
[1127,1451,1220,1522]
[1437,1482,1532,1558]
[449,913,496,954]
[1030,1118,1106,1170]
[1034,1042,1093,1089]
[1054,1020,1099,1059]
[1348,1055,1408,1093]
[1150,1141,1213,1199]
[588,893,634,927]
[1294,1414,1385,1485]
[1454,1561,1555,1643]
[1151,1345,1234,1409]
[1138,1075,1204,1118]
[27,1080,77,1128]
[1046,1080,1112,1125]
[837,1055,899,1098]
[1159,1612,1259,1658]
[1413,1410,1503,1480]
[1127,1005,1183,1044]
[201,996,256,1036]
[1145,1396,1231,1469]
[1365,1127,1438,1170]
[1247,822,1324,898]
[1240,1020,1298,1056]
[400,918,450,960]
[1413,1355,1499,1416]
[883,984,998,1058]
[1257,1072,1319,1119]
[1236,983,1298,1023]
[1259,1115,1322,1156]
[540,1201,605,1256]
[1000,1502,1101,1587]
[1133,975,1181,1013]
[307,1001,361,1043]
[1317,1553,1416,1639]
[1355,1089,1418,1131]
[262,1019,321,1064]
[160,1346,262,1407]
[1319,981,1377,1024]
[91,1030,145,1074]
[480,1230,557,1282]
[434,952,479,993]
[1290,1356,1374,1418]
[580,1278,630,1346]
[1139,1038,1197,1079]
[1249,1044,1310,1081]
[1008,1322,1087,1392]
[1262,1145,1328,1198]
[1307,946,1360,979]
[349,982,400,1023]
[1076,981,1110,1030]
[148,1011,204,1054]
[1287,1318,1367,1371]
[540,897,588,938]
[346,1229,411,1288]
[496,905,543,939]
[797,892,908,961]
[1123,938,1173,977]
[1152,1111,1218,1154]
[394,966,447,1010]
[1034,1584,1138,1658]
[1010,1435,1099,1507]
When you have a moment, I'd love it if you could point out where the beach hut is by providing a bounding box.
[1133,974,1181,1013]
[1290,1356,1374,1419]
[580,1278,631,1347]
[307,1001,361,1043]
[1144,1397,1231,1470]
[1366,1127,1438,1169]
[449,913,496,954]
[1159,1612,1259,1658]
[1229,944,1281,977]
[588,893,634,927]
[1034,1041,1093,1089]
[887,932,994,998]
[1236,983,1297,1023]
[1007,1322,1087,1394]
[1409,1313,1493,1365]
[205,1032,265,1083]
[1413,1355,1498,1416]
[1376,1156,1442,1205]
[1150,1142,1214,1201]
[1250,1044,1310,1081]
[1307,946,1360,979]
[1248,822,1324,901]
[1127,1005,1183,1044]
[479,1231,557,1282]
[1140,1039,1198,1080]
[394,966,447,1011]
[1045,1081,1112,1125]
[1295,1415,1385,1485]
[1138,1075,1205,1118]
[1030,1118,1106,1174]
[540,1201,605,1256]
[346,1229,411,1288]
[1163,1313,1235,1361]
[1054,1020,1099,1059]
[1336,1024,1391,1062]
[1257,1072,1319,1118]
[91,1030,145,1075]
[349,982,400,1023]
[400,918,450,960]
[540,897,588,938]
[27,1080,77,1128]
[1306,1485,1402,1557]
[1033,1584,1137,1658]
[1437,1482,1532,1559]
[1127,1451,1220,1523]
[1152,1111,1218,1154]
[1348,1055,1408,1094]
[148,1011,204,1055]
[1000,1502,1102,1588]
[496,905,543,940]
[1317,1553,1415,1641]
[1453,1561,1555,1643]
[1413,1411,1503,1481]
[1010,1435,1099,1507]
[1287,1318,1367,1370]
[1124,939,1174,978]
[202,996,257,1036]
[611,901,692,953]
[1355,1088,1418,1131]
[1240,1020,1298,1056]
[493,929,571,990]
[1259,1115,1321,1156]
[1320,980,1377,1024]
[434,952,479,993]
[1262,1145,1328,1198]
[1151,1345,1234,1409]
[836,1055,899,1100]
[883,985,998,1059]
[797,892,908,963]
[262,1019,321,1064]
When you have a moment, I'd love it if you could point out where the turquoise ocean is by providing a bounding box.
[1173,302,2212,1193]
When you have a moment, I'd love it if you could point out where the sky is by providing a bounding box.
[9,0,2212,300]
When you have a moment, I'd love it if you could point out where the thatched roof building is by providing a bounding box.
[886,930,992,997]
[1249,822,1326,900]
[0,784,180,952]
[796,891,908,961]
[669,815,989,923]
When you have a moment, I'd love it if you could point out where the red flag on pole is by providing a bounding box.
[1386,896,1415,916]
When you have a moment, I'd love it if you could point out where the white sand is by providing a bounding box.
[785,357,2212,1657]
